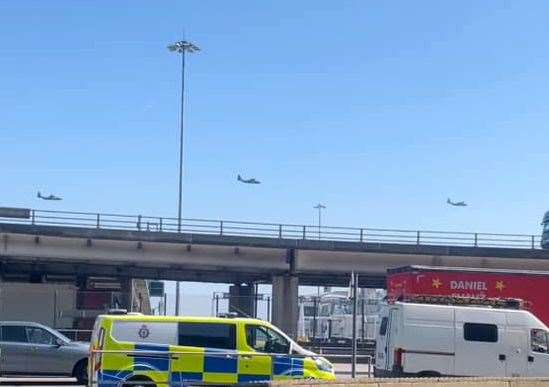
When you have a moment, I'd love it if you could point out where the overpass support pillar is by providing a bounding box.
[271,275,298,339]
[228,284,256,317]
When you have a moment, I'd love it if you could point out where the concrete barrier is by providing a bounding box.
[272,378,549,387]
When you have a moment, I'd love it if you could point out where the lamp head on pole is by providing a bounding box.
[313,203,326,210]
[167,40,200,54]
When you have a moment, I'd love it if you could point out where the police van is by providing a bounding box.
[89,313,336,386]
[374,297,549,377]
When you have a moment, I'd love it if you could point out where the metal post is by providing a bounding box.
[137,215,142,231]
[31,209,35,225]
[96,213,100,229]
[163,292,167,316]
[302,226,306,240]
[267,296,271,322]
[215,294,219,317]
[351,272,358,378]
[177,49,186,234]
[278,224,282,239]
[474,233,478,247]
[314,203,326,240]
[129,280,134,313]
[361,296,365,342]
[159,217,163,232]
[360,228,364,243]
[312,296,318,343]
[53,290,58,328]
[175,282,180,316]
[532,235,536,249]
[416,230,421,245]
[318,207,321,240]
[220,221,224,236]
[254,283,259,318]
[169,43,200,314]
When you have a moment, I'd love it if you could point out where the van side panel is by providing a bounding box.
[399,304,454,376]
[454,309,506,376]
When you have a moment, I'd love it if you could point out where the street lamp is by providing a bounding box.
[168,40,200,316]
[313,203,326,240]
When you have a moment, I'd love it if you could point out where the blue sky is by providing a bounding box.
[2,1,549,236]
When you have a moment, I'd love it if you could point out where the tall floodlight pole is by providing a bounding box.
[313,203,326,240]
[168,40,200,316]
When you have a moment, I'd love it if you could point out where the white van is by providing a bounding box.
[374,301,549,377]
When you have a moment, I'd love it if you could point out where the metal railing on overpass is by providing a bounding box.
[0,208,542,249]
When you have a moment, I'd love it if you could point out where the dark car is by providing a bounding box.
[0,321,89,383]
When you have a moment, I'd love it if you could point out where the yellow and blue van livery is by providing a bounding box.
[89,314,335,386]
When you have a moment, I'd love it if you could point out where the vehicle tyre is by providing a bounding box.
[73,359,88,384]
[123,375,156,387]
[417,371,441,378]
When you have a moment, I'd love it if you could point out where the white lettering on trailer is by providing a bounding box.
[450,281,487,291]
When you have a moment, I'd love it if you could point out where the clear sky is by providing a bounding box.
[2,1,549,310]
[2,0,549,234]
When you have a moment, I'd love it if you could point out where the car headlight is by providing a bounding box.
[315,358,333,372]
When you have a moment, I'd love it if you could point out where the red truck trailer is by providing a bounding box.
[387,265,549,327]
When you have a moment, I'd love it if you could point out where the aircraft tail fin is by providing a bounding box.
[447,198,451,204]
[37,191,41,198]
[237,174,242,181]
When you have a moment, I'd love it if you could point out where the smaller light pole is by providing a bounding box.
[313,203,326,240]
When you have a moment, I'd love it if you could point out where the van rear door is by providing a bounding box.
[374,307,390,371]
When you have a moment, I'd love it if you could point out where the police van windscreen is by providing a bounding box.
[178,322,236,350]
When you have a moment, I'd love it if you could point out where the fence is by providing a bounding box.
[0,208,543,249]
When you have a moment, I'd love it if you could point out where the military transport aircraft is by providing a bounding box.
[37,191,63,201]
[447,198,467,207]
[237,175,261,184]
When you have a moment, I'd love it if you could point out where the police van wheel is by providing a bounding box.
[123,376,156,387]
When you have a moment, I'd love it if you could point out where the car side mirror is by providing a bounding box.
[55,338,65,347]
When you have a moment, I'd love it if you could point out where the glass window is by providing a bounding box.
[531,329,549,354]
[319,304,332,316]
[1,326,28,343]
[333,302,352,315]
[178,322,236,350]
[26,327,57,345]
[544,223,549,232]
[464,323,498,342]
[379,317,388,336]
[246,325,290,354]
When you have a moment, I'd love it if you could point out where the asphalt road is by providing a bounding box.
[0,366,372,386]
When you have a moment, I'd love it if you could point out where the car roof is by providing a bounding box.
[98,315,265,325]
[396,301,528,314]
[0,321,49,326]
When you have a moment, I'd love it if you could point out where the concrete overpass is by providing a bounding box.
[1,208,547,336]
